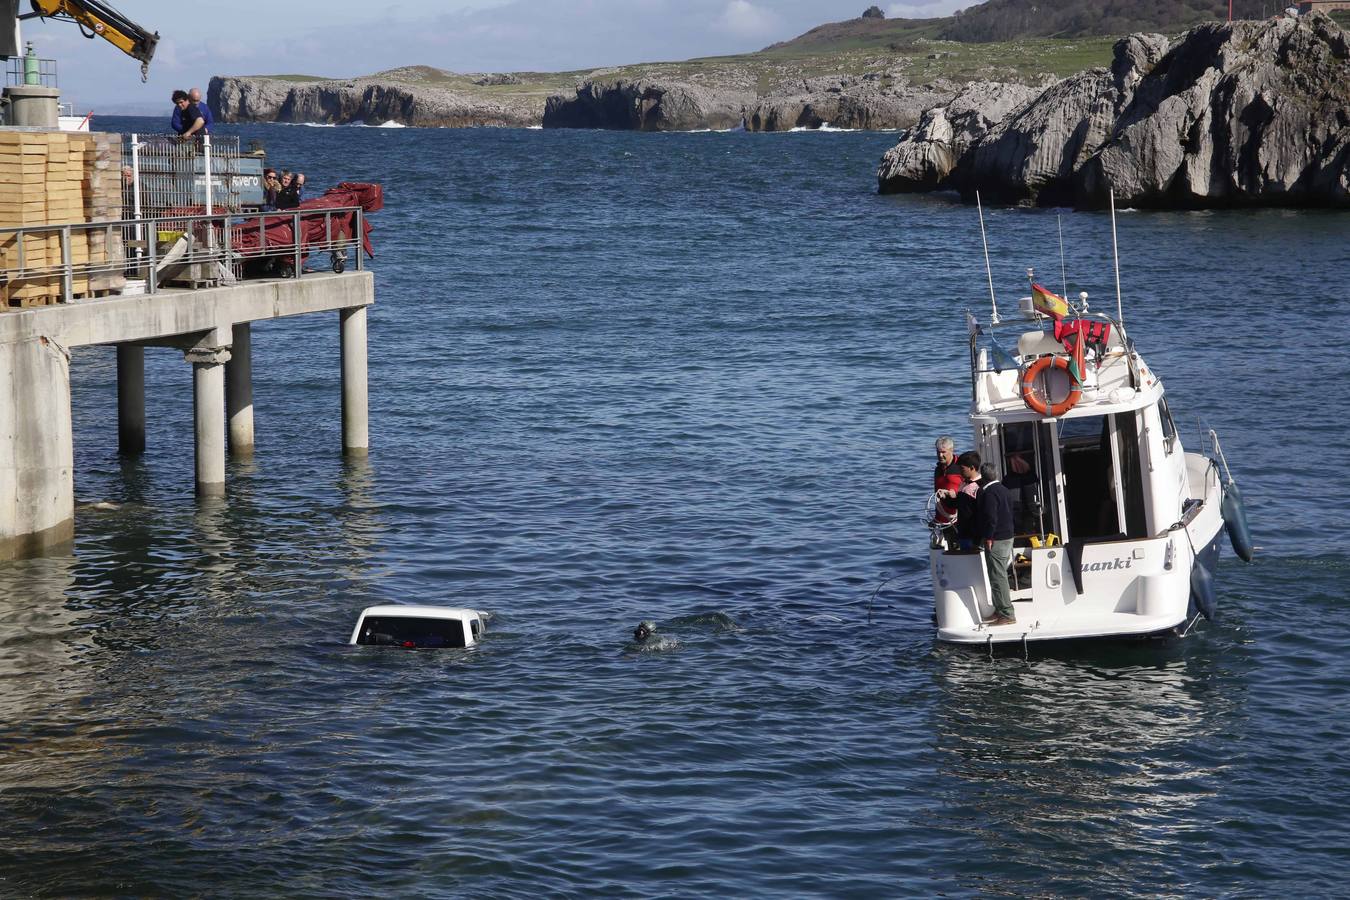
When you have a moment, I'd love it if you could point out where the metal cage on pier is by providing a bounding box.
[121,134,265,280]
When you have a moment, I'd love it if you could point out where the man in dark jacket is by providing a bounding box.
[952,451,983,551]
[170,89,207,138]
[976,461,1016,625]
[276,171,305,209]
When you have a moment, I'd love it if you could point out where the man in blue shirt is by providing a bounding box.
[189,87,214,132]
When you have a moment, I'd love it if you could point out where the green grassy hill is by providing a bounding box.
[246,1,1345,99]
[940,0,1276,42]
[765,0,1281,51]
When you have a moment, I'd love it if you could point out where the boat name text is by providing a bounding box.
[1083,557,1133,572]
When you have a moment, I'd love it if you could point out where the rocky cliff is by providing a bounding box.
[744,76,958,131]
[543,75,961,132]
[878,13,1350,208]
[209,75,543,127]
[215,69,960,132]
[541,78,755,131]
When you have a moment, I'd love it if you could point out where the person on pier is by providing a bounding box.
[189,87,214,133]
[170,89,207,139]
[276,171,306,209]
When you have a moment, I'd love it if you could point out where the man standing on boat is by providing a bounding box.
[947,451,983,550]
[933,436,963,547]
[976,462,1016,626]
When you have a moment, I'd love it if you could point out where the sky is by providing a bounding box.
[14,0,972,112]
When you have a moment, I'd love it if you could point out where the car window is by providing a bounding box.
[357,616,467,648]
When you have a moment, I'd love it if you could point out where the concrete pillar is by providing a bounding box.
[116,344,145,456]
[225,322,254,457]
[2,85,60,128]
[192,361,226,497]
[340,306,369,457]
[186,334,230,499]
[0,336,74,559]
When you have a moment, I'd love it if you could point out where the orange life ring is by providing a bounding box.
[1019,355,1081,417]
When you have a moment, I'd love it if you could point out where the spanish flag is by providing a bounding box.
[1031,283,1069,320]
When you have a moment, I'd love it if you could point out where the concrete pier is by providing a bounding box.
[340,306,369,458]
[226,322,254,457]
[0,271,374,559]
[116,344,145,455]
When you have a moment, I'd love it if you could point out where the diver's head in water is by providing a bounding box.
[633,621,656,642]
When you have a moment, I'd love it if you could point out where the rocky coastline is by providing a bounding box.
[877,13,1350,208]
[207,75,543,128]
[540,76,962,132]
[211,71,964,133]
[211,13,1350,209]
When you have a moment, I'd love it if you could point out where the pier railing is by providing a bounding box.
[5,54,58,88]
[0,206,365,308]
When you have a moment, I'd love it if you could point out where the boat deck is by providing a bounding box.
[972,317,1164,422]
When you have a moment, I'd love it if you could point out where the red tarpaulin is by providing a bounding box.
[230,182,384,261]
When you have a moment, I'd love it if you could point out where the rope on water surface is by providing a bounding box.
[867,573,905,626]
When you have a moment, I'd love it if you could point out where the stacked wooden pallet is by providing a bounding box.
[0,133,59,306]
[0,131,124,308]
[84,132,125,296]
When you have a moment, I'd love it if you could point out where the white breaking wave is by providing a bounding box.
[789,123,861,133]
[378,120,406,128]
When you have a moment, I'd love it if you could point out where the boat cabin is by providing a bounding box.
[967,308,1191,545]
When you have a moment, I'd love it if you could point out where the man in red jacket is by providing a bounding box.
[932,436,964,548]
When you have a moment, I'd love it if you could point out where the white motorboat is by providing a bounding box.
[57,102,91,132]
[927,280,1252,647]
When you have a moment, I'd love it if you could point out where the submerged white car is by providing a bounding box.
[349,606,486,649]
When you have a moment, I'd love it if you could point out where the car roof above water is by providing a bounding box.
[356,605,482,620]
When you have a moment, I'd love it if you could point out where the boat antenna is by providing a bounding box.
[1110,189,1123,326]
[977,191,998,323]
[1057,213,1068,300]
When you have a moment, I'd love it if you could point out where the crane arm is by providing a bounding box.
[22,0,157,80]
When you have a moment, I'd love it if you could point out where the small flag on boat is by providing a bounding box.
[1067,329,1087,387]
[1031,283,1069,320]
[988,332,1019,374]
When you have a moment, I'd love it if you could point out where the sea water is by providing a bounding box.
[0,118,1347,896]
